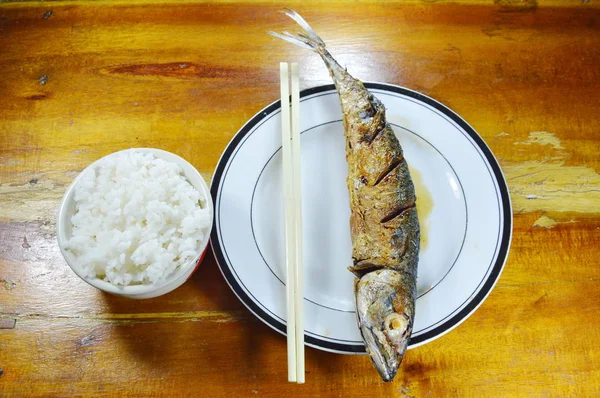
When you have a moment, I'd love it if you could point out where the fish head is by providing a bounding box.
[355,268,416,382]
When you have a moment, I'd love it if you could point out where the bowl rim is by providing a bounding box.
[56,147,214,296]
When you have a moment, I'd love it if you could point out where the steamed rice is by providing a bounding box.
[65,149,210,286]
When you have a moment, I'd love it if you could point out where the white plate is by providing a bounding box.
[210,83,512,354]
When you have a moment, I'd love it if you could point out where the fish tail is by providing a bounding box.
[268,8,346,80]
[267,8,325,50]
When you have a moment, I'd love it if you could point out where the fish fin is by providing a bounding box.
[269,9,351,94]
[267,8,327,54]
[266,31,313,50]
[281,8,326,47]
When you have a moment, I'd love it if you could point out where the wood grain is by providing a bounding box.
[1,1,599,397]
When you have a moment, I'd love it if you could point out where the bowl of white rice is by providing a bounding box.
[57,148,213,299]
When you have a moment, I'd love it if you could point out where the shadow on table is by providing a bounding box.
[96,250,272,379]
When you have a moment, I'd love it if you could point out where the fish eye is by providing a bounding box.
[385,313,408,333]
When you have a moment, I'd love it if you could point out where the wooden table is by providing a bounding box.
[1,1,599,396]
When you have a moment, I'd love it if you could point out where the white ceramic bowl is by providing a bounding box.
[56,148,214,299]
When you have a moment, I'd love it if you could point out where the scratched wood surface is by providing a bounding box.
[1,0,599,396]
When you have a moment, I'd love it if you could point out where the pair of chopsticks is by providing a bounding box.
[280,62,305,384]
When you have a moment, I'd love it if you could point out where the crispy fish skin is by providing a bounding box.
[269,9,420,382]
[345,100,419,278]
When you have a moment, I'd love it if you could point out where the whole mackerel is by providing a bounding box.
[269,10,420,382]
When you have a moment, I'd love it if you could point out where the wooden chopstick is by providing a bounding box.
[281,62,305,384]
[290,62,305,384]
[280,62,297,383]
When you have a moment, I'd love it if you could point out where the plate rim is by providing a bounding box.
[210,82,513,354]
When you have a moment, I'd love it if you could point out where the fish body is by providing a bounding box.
[270,10,420,382]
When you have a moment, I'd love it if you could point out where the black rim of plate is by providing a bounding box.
[210,83,512,354]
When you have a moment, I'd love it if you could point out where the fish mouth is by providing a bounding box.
[359,324,402,382]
